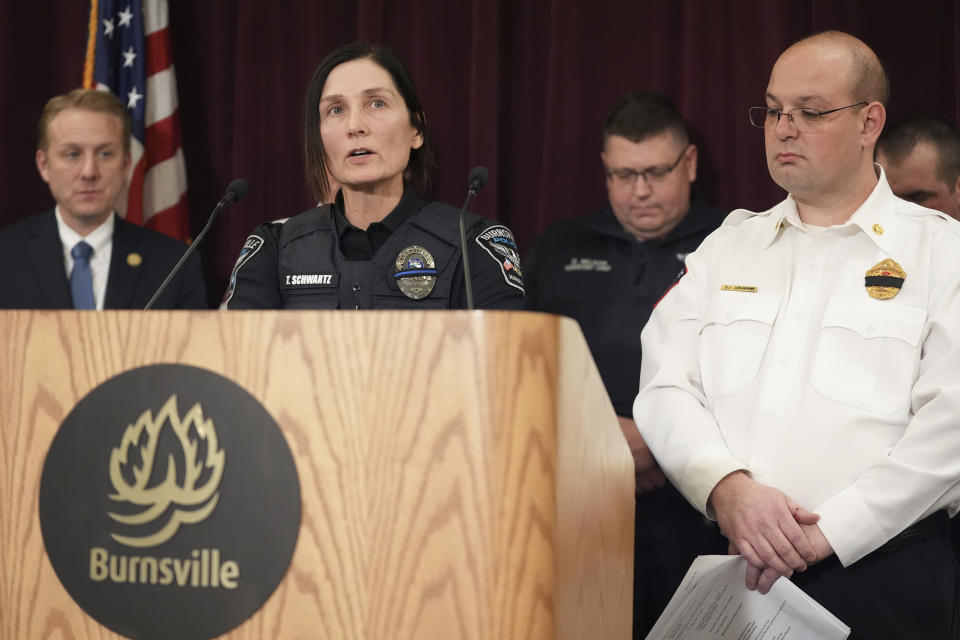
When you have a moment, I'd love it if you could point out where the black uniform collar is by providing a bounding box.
[332,183,423,259]
[592,194,721,247]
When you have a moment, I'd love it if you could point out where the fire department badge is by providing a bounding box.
[865,258,905,299]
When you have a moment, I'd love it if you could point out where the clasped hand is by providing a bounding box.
[710,471,834,593]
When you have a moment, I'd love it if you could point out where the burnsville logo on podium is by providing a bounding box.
[108,395,225,548]
[39,365,301,640]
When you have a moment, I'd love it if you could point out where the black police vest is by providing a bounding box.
[276,202,480,309]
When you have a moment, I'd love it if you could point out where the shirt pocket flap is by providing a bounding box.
[696,292,780,399]
[701,292,781,330]
[822,300,926,347]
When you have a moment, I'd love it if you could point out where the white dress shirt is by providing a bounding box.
[55,208,115,311]
[634,167,960,566]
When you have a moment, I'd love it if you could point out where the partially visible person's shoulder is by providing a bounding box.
[271,205,331,245]
[893,199,960,263]
[470,217,525,297]
[538,215,597,239]
[470,216,521,248]
[277,205,328,230]
[895,198,960,236]
[412,201,518,250]
[0,211,51,241]
[412,200,494,236]
[0,213,58,275]
[720,200,783,229]
[529,214,608,257]
[682,201,786,261]
[408,200,472,240]
[891,201,960,285]
[116,216,188,254]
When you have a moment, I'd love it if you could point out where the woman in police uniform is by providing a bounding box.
[224,42,524,310]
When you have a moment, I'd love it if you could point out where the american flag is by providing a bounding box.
[83,0,189,240]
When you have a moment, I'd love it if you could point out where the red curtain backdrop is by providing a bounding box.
[3,1,959,303]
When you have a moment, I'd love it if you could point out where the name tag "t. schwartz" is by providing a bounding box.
[720,284,758,292]
[281,273,340,288]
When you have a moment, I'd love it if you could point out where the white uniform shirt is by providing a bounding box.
[634,167,960,566]
[55,207,115,310]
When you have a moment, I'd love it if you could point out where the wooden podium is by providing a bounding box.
[0,310,634,639]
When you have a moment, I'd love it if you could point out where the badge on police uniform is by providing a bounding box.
[865,258,905,299]
[394,246,438,300]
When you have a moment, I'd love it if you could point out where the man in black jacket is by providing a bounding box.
[524,91,726,638]
[0,89,206,310]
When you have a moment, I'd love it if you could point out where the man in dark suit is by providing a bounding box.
[0,89,206,310]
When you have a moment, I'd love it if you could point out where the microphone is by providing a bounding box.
[458,166,490,311]
[468,166,489,196]
[144,179,249,310]
[220,178,249,206]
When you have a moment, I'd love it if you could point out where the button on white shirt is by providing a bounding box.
[634,167,960,566]
[55,207,115,310]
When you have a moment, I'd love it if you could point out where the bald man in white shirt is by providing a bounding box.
[634,31,960,638]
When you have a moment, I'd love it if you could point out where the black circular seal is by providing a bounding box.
[39,364,301,640]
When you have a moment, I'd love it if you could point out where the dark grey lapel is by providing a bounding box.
[25,211,73,307]
[103,216,145,309]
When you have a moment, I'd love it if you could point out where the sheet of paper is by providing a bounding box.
[645,555,850,640]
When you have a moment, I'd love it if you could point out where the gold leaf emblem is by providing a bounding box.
[865,258,905,300]
[107,395,225,548]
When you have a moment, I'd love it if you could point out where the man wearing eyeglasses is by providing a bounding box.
[635,30,960,638]
[524,90,726,638]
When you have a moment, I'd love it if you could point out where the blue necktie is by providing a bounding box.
[70,241,95,310]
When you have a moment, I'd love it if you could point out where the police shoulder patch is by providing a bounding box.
[475,225,524,293]
[223,234,265,306]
